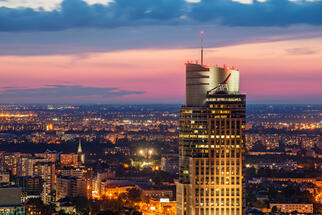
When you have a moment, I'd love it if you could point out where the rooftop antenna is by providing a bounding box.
[200,30,204,65]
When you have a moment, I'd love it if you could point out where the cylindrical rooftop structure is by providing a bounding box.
[185,63,240,107]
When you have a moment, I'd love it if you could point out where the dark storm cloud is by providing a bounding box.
[0,85,144,99]
[0,0,322,32]
[190,0,322,27]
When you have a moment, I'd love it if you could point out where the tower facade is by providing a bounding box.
[177,63,246,215]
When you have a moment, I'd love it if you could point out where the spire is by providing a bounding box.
[200,30,204,65]
[78,139,82,153]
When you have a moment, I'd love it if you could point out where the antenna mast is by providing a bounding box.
[200,31,204,65]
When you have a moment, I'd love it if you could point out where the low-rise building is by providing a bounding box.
[56,200,77,214]
[161,154,178,174]
[137,185,173,201]
[0,186,25,214]
[60,154,78,167]
[270,203,313,213]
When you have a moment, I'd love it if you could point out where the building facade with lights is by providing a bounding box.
[177,63,246,215]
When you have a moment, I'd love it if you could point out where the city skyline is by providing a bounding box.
[0,103,320,214]
[0,0,322,104]
[0,1,321,214]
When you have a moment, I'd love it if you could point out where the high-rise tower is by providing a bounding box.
[176,40,246,215]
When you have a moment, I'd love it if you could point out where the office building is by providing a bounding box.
[56,176,86,200]
[176,60,246,215]
[17,156,45,177]
[33,162,55,204]
[15,176,43,194]
[0,152,21,175]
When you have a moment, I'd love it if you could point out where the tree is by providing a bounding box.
[271,206,278,214]
[127,188,142,203]
[58,210,69,215]
[98,210,118,215]
[71,196,90,214]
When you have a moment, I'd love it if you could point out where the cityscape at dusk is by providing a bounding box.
[0,0,321,215]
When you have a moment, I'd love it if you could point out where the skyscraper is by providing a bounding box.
[176,61,246,215]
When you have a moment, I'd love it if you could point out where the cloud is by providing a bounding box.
[0,85,144,102]
[0,0,321,32]
[286,47,317,55]
[190,0,322,27]
[0,0,112,11]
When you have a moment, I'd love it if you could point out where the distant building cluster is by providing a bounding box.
[0,103,320,214]
[0,141,89,213]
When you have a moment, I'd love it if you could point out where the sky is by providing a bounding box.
[0,0,321,104]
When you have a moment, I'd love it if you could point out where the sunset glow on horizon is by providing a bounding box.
[0,37,321,104]
[0,0,321,104]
